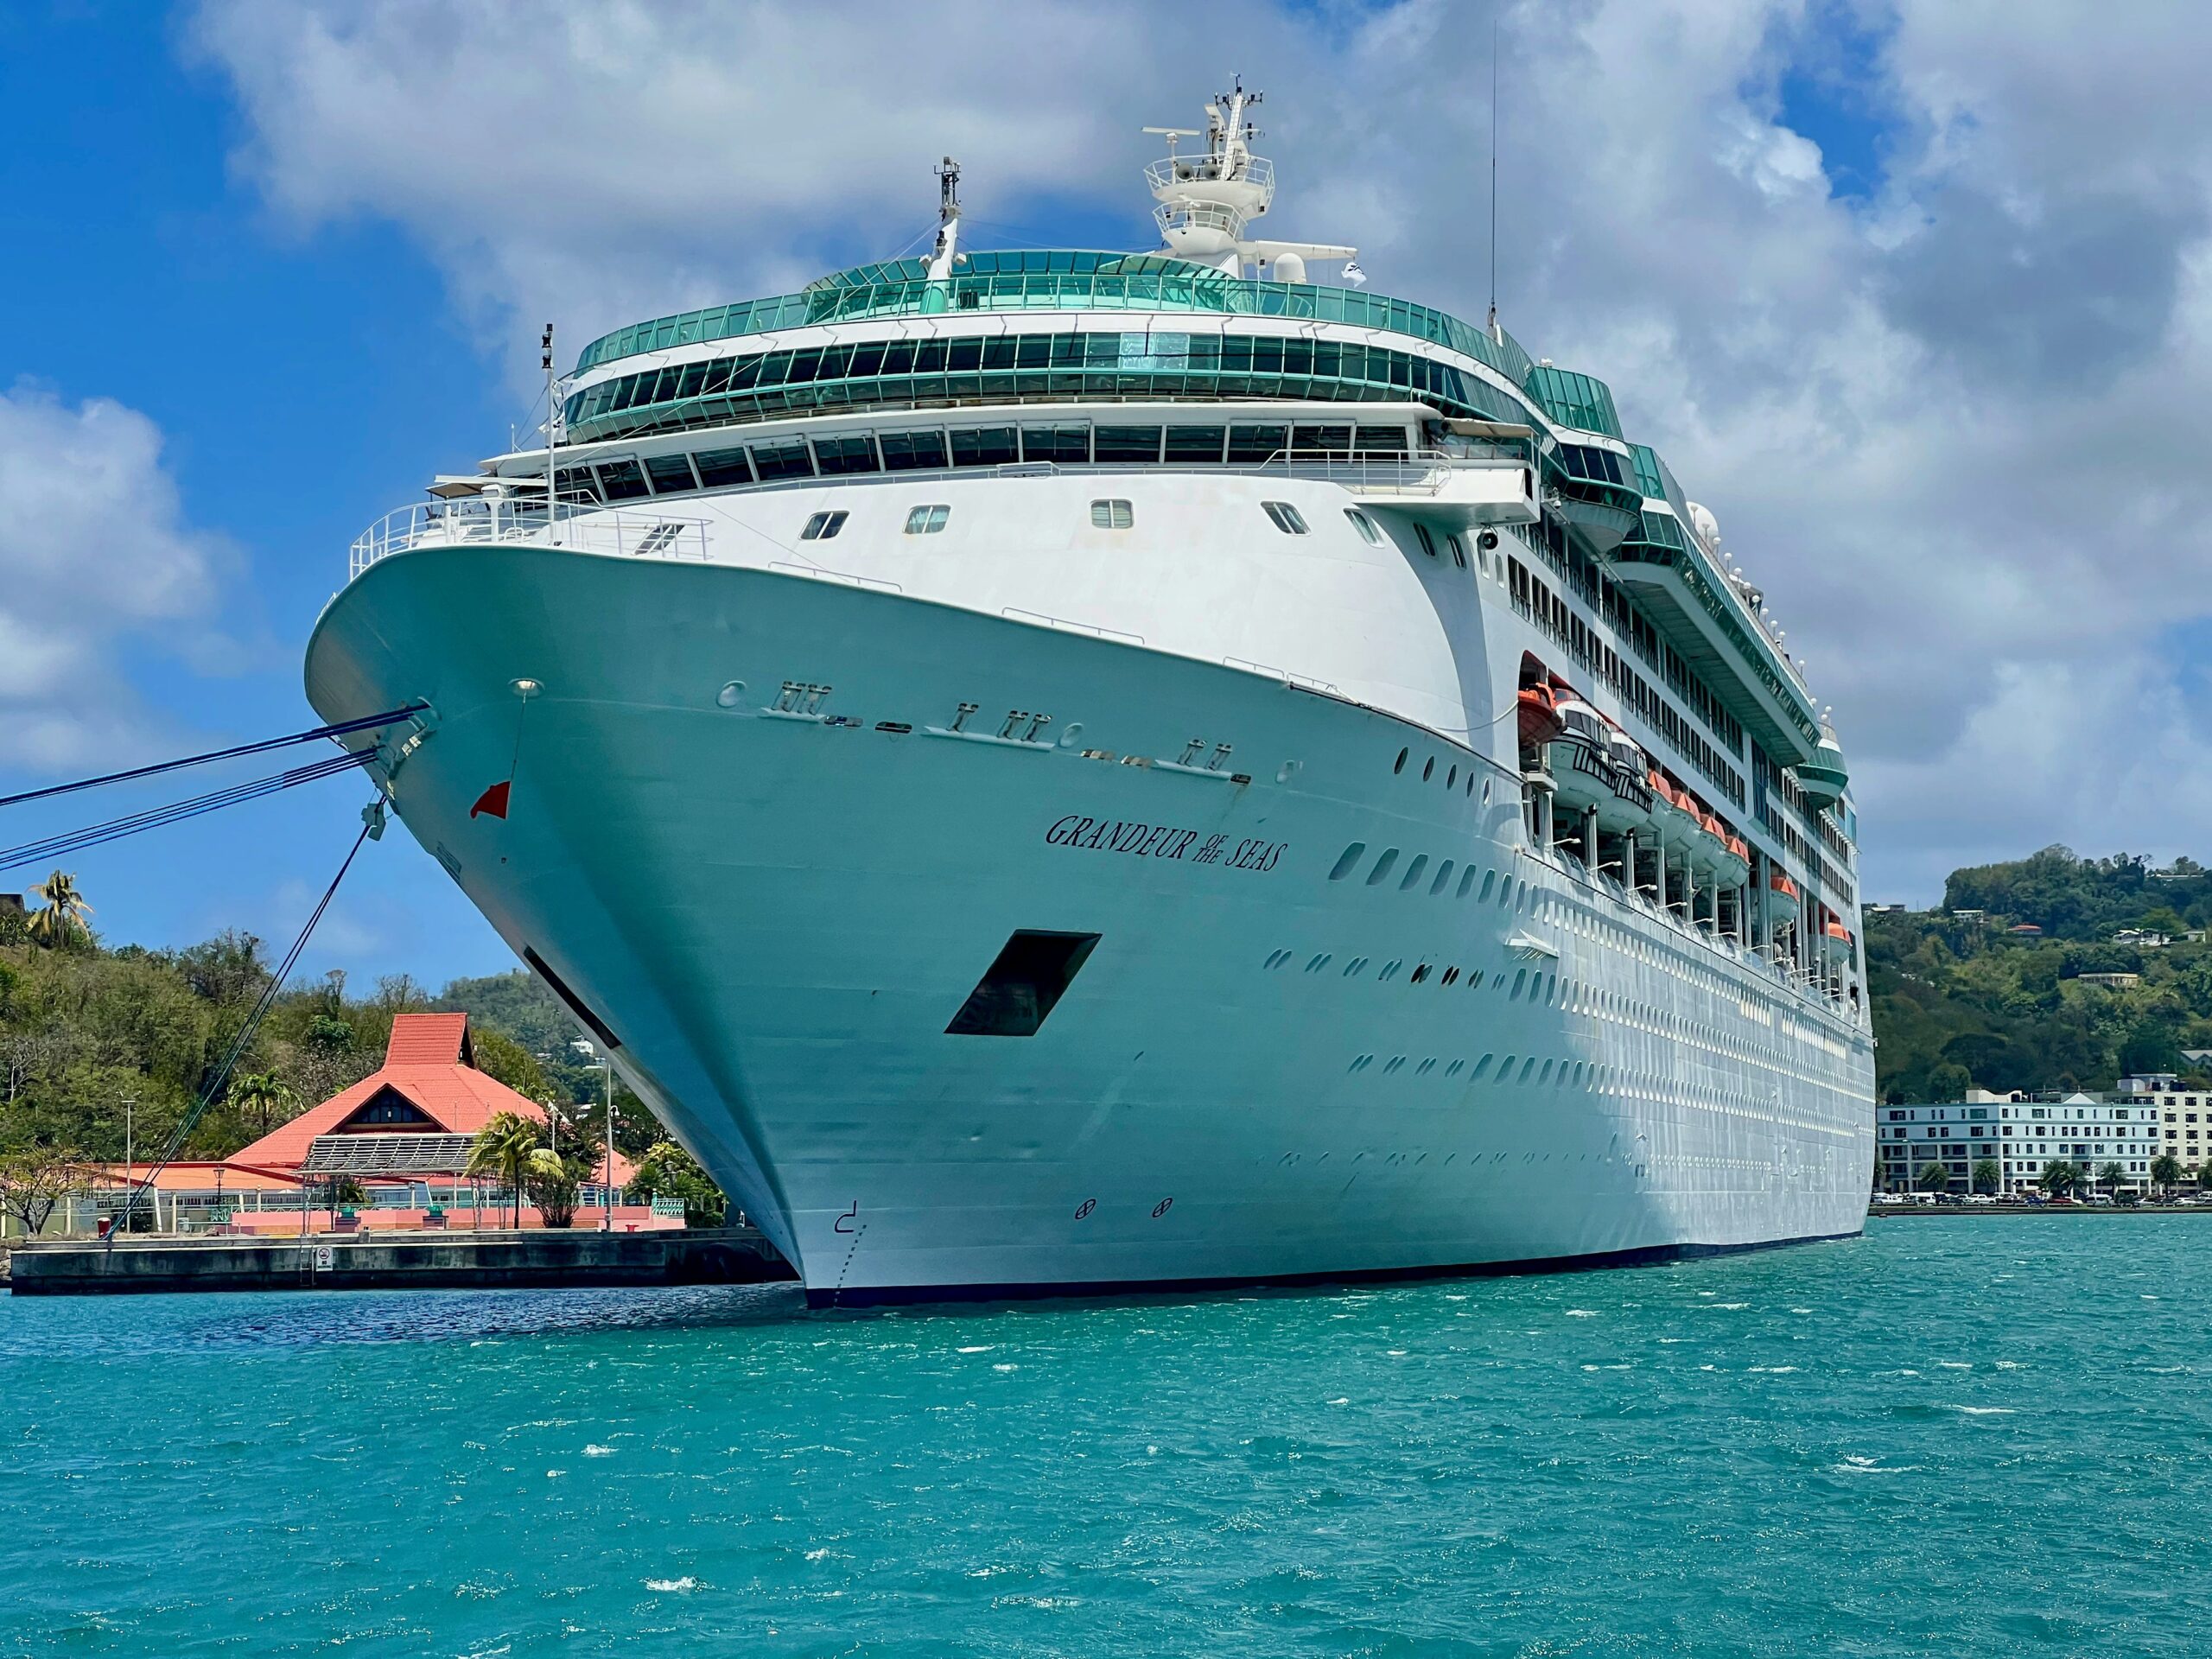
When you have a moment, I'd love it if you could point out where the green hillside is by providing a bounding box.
[1869,847,2212,1102]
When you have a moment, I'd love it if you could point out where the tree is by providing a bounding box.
[524,1151,589,1229]
[465,1110,563,1229]
[1917,1160,1952,1193]
[626,1141,728,1226]
[2151,1153,2183,1194]
[26,870,92,949]
[0,1148,96,1235]
[226,1071,292,1138]
[1970,1158,2001,1196]
[2097,1160,2126,1198]
[2038,1159,2080,1198]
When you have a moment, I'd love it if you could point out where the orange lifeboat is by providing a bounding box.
[1824,920,1853,943]
[1770,870,1801,900]
[1516,682,1564,747]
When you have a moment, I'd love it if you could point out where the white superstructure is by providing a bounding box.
[307,88,1876,1303]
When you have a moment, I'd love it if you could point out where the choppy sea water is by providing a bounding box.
[4,1217,2209,1656]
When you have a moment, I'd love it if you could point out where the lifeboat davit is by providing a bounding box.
[1516,683,1563,748]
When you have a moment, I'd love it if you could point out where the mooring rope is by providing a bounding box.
[0,703,423,812]
[0,751,376,874]
[107,812,378,1243]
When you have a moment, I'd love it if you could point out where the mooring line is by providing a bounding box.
[0,703,423,811]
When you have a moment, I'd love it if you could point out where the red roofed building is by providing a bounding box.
[92,1014,662,1236]
[232,1012,636,1189]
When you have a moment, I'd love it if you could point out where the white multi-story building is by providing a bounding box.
[1878,1094,2159,1194]
[2126,1084,2212,1177]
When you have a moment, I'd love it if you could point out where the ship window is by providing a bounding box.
[1344,509,1382,545]
[945,929,1101,1037]
[1356,424,1410,456]
[1262,501,1309,535]
[555,465,602,505]
[690,447,753,488]
[1165,425,1227,462]
[645,454,698,495]
[801,511,848,541]
[1399,854,1429,892]
[1446,532,1467,568]
[1227,423,1288,464]
[813,435,880,475]
[1089,499,1134,530]
[950,426,1019,467]
[594,459,650,500]
[1291,423,1352,457]
[1021,424,1090,465]
[880,430,950,472]
[750,438,815,481]
[903,504,950,535]
[1329,842,1366,880]
[1414,524,1437,558]
[1095,426,1163,463]
[1365,849,1399,887]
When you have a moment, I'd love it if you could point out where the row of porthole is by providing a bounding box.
[1393,745,1488,799]
[1329,844,1532,906]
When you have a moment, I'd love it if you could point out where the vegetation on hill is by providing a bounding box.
[0,883,699,1191]
[1870,847,2212,1102]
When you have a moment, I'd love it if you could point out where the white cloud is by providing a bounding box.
[0,385,227,772]
[188,0,2212,899]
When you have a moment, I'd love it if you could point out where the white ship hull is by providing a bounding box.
[307,534,1873,1304]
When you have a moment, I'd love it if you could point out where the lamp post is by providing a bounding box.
[573,1041,615,1232]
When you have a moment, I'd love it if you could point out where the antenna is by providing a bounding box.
[1487,17,1501,340]
[928,157,963,280]
[542,322,559,544]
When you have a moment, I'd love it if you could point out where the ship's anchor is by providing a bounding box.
[834,1200,859,1234]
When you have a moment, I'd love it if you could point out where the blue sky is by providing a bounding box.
[5,1,2210,989]
[1,7,518,985]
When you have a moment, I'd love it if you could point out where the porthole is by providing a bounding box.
[1446,765,1457,789]
[1458,867,1478,898]
[1430,859,1455,895]
[1441,967,1459,986]
[1411,963,1431,984]
[1399,854,1429,892]
[1479,872,1496,902]
[1422,756,1434,782]
[1328,842,1366,881]
[1474,1054,1495,1078]
[1366,849,1400,887]
[1394,747,1408,775]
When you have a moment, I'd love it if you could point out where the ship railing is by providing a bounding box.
[349,499,712,581]
[1144,154,1274,196]
[1249,448,1526,497]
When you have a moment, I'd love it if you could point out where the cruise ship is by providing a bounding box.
[306,86,1876,1303]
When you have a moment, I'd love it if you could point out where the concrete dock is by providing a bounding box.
[6,1225,794,1295]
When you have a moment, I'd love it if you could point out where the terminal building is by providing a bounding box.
[1877,1094,2161,1195]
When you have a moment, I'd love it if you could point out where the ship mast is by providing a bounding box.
[1143,79,1356,283]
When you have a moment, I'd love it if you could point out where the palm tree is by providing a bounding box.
[2098,1160,2126,1201]
[1916,1159,1951,1195]
[227,1071,293,1138]
[2038,1159,2079,1199]
[2151,1153,2182,1196]
[466,1110,560,1229]
[26,870,92,948]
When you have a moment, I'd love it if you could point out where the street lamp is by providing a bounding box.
[572,1040,615,1232]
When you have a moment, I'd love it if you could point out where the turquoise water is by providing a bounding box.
[5,1219,2208,1656]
